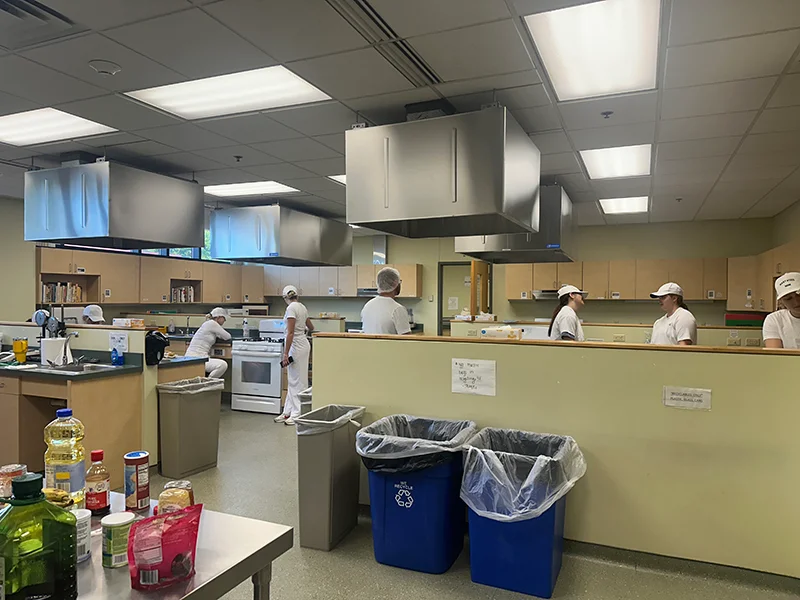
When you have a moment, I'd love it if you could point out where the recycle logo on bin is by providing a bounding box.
[395,488,414,508]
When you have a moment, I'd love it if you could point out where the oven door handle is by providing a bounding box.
[232,351,283,358]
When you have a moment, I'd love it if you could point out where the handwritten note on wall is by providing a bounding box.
[452,358,496,396]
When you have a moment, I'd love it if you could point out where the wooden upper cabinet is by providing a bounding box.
[38,247,74,275]
[727,256,758,311]
[702,258,727,300]
[241,265,264,304]
[533,263,558,290]
[203,261,241,304]
[773,240,800,275]
[608,260,636,300]
[395,264,423,298]
[356,264,376,289]
[78,252,140,304]
[139,256,172,304]
[666,259,703,300]
[337,266,356,297]
[318,267,339,296]
[280,267,299,291]
[556,262,582,289]
[299,267,320,297]
[505,264,533,300]
[757,250,775,312]
[264,265,282,297]
[635,260,669,299]
[582,261,609,300]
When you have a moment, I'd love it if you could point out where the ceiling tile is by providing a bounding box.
[567,190,599,204]
[569,122,655,151]
[696,180,779,220]
[105,9,274,78]
[103,140,179,159]
[57,95,181,131]
[658,112,756,142]
[252,138,340,162]
[78,132,144,148]
[448,84,550,113]
[312,188,347,203]
[768,74,800,108]
[313,133,345,154]
[192,145,282,167]
[134,123,236,151]
[183,168,260,185]
[650,192,707,223]
[197,114,304,145]
[738,132,800,155]
[540,152,581,175]
[660,78,776,120]
[744,169,800,218]
[21,34,186,92]
[668,0,800,46]
[664,31,798,88]
[558,172,592,193]
[0,90,40,117]
[604,213,650,226]
[655,155,728,178]
[409,20,533,82]
[370,0,510,37]
[0,165,24,198]
[719,153,799,182]
[434,70,540,97]
[560,92,658,131]
[345,88,440,124]
[591,177,652,197]
[141,152,224,174]
[292,157,346,177]
[529,131,571,154]
[750,106,800,134]
[243,163,318,180]
[0,143,41,161]
[511,105,561,133]
[573,202,605,226]
[656,137,741,160]
[287,49,413,99]
[513,0,599,16]
[291,177,346,193]
[652,170,725,187]
[42,0,191,30]
[0,56,106,104]
[29,140,99,154]
[268,103,359,136]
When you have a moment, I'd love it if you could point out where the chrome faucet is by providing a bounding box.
[63,331,79,365]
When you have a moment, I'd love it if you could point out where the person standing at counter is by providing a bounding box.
[275,285,314,426]
[185,307,232,378]
[649,283,697,345]
[549,285,587,341]
[361,267,412,335]
[763,272,800,349]
[82,305,105,324]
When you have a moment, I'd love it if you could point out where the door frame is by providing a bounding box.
[437,261,493,336]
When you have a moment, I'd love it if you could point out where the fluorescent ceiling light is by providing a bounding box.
[125,66,330,120]
[204,181,299,197]
[599,196,649,215]
[328,174,346,185]
[0,108,116,146]
[580,144,651,179]
[524,0,660,101]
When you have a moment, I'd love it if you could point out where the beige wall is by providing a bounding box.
[1,197,36,321]
[772,199,800,246]
[313,335,800,578]
[441,264,472,318]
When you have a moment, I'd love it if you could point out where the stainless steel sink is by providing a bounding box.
[47,363,118,373]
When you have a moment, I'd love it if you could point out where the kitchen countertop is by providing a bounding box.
[0,363,142,380]
[158,355,207,368]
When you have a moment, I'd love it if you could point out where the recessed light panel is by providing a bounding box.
[125,66,330,120]
[328,175,346,185]
[599,196,649,214]
[204,181,299,197]
[580,144,652,179]
[0,108,116,146]
[525,0,660,101]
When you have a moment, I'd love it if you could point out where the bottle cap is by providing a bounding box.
[11,473,43,499]
[56,408,72,418]
[91,449,104,462]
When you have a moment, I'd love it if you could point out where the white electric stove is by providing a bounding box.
[231,319,286,414]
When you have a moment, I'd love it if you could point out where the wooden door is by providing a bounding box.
[702,258,727,300]
[395,264,423,298]
[337,266,356,296]
[318,267,339,296]
[504,264,533,300]
[224,264,242,303]
[280,267,299,291]
[299,267,320,297]
[608,260,636,300]
[757,250,775,312]
[97,253,140,304]
[470,261,490,315]
[264,266,282,297]
[241,265,264,304]
[202,261,226,304]
[667,259,704,300]
[38,248,73,275]
[635,260,669,299]
[582,261,609,299]
[140,256,172,303]
[356,264,375,289]
[727,256,758,311]
[533,263,558,290]
[557,262,583,289]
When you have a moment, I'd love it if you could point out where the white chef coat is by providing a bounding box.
[284,301,309,337]
[185,319,231,357]
[549,306,584,341]
[651,307,697,345]
[762,309,800,349]
[361,296,412,335]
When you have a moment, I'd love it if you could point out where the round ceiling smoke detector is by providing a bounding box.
[88,60,122,76]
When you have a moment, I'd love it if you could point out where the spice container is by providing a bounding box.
[124,451,150,511]
[0,464,27,497]
[74,509,92,563]
[101,512,136,568]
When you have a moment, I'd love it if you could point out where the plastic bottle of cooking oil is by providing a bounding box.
[44,409,86,509]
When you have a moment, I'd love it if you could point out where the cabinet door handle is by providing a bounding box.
[0,382,5,388]
[451,127,458,203]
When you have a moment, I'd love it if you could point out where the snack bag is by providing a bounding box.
[128,504,203,591]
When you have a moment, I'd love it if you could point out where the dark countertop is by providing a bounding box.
[158,356,207,368]
[0,363,143,381]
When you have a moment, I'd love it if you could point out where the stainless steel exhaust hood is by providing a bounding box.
[346,106,541,238]
[210,205,352,266]
[454,185,574,264]
[24,161,204,249]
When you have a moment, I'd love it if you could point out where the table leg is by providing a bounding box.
[252,563,272,600]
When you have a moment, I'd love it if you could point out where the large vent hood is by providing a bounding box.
[454,185,574,264]
[24,161,204,249]
[210,205,352,266]
[346,106,541,238]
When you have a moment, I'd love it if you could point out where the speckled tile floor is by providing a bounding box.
[151,406,800,600]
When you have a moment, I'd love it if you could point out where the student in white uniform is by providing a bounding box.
[274,286,314,426]
[185,307,232,378]
[548,284,586,341]
[649,283,697,345]
[763,272,800,349]
[361,267,412,335]
[82,305,105,324]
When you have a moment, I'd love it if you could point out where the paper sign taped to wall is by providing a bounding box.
[663,386,711,410]
[464,276,471,287]
[109,332,128,353]
[452,358,496,396]
[448,297,459,310]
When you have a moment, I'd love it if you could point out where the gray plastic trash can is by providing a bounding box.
[299,386,313,416]
[157,377,224,479]
[295,404,366,550]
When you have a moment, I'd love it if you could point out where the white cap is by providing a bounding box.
[82,304,104,323]
[282,285,298,299]
[650,282,684,298]
[558,284,587,298]
[775,272,800,300]
[210,307,229,319]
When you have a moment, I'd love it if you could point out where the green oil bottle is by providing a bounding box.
[0,473,77,600]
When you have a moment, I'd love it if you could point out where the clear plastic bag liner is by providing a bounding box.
[460,428,586,523]
[156,377,224,394]
[295,404,365,436]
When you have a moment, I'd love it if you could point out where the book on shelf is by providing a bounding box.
[41,282,83,304]
[171,285,196,303]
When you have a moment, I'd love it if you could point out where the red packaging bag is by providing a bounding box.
[128,504,203,591]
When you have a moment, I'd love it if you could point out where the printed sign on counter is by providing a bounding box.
[662,386,711,410]
[109,332,129,353]
[452,358,496,397]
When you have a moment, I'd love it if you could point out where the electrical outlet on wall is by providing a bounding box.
[613,334,626,343]
[745,338,761,347]
[727,337,742,346]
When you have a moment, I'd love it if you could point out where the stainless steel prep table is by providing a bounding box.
[78,493,293,600]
